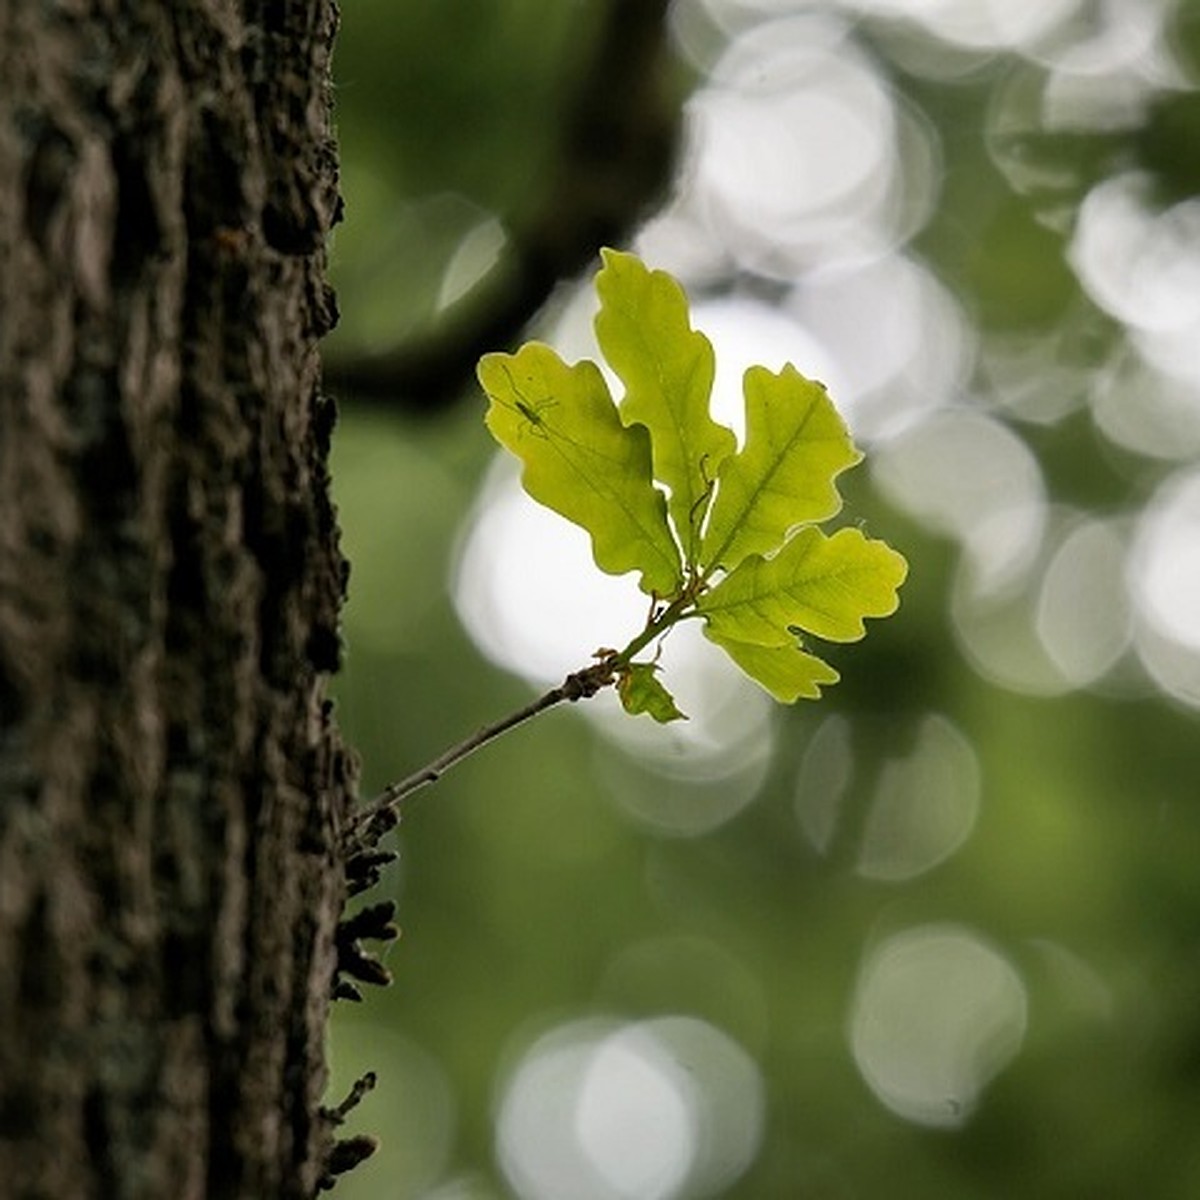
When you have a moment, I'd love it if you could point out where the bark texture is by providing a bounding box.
[0,3,354,1197]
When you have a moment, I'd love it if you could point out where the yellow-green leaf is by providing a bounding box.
[475,253,907,713]
[479,343,683,596]
[698,526,907,645]
[703,630,841,702]
[701,365,862,572]
[617,662,686,722]
[594,249,736,565]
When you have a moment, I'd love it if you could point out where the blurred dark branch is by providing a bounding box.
[322,0,681,414]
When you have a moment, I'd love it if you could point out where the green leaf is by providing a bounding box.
[479,343,683,596]
[594,249,736,565]
[701,365,862,572]
[617,662,687,722]
[476,253,907,713]
[703,630,841,701]
[698,526,908,646]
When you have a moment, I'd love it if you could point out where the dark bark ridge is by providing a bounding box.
[1,4,356,1197]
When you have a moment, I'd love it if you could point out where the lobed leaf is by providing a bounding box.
[703,630,840,702]
[477,252,908,712]
[594,249,736,565]
[697,526,908,646]
[617,662,686,723]
[479,343,683,596]
[701,365,862,572]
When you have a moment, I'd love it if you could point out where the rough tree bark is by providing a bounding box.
[0,3,358,1197]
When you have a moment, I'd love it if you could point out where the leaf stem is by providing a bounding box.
[612,587,697,665]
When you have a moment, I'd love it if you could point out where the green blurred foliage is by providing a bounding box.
[329,0,601,352]
[325,3,1200,1198]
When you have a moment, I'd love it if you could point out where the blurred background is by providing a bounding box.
[323,2,1200,1197]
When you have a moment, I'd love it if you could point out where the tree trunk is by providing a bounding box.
[0,3,355,1197]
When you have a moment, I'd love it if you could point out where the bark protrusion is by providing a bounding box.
[333,899,400,998]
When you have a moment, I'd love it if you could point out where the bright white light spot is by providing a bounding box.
[857,715,981,882]
[1136,321,1200,391]
[1035,517,1132,686]
[453,459,645,686]
[872,410,1046,592]
[633,204,731,285]
[1131,470,1200,708]
[1042,67,1154,135]
[589,622,773,775]
[1029,0,1174,76]
[690,296,843,437]
[642,1016,765,1195]
[1132,471,1200,653]
[948,509,1124,698]
[849,925,1027,1128]
[785,253,973,440]
[495,1017,764,1200]
[951,566,1070,697]
[591,658,774,835]
[1069,173,1200,336]
[496,1022,615,1200]
[1094,338,1200,468]
[576,1032,693,1200]
[453,462,774,801]
[701,88,877,215]
[685,16,924,272]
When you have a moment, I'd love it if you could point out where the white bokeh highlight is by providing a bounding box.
[1036,516,1133,687]
[1130,469,1200,708]
[857,715,982,883]
[453,456,645,687]
[873,409,1047,592]
[452,456,776,800]
[795,713,982,879]
[1070,173,1200,338]
[671,13,938,274]
[495,1017,764,1200]
[849,925,1028,1127]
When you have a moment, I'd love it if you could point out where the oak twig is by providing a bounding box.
[347,655,619,848]
[345,579,702,853]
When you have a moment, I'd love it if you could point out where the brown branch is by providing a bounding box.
[346,657,619,848]
[322,0,681,413]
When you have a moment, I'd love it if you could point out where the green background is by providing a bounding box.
[325,3,1200,1197]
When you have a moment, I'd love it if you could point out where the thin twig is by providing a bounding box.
[347,656,618,847]
[345,593,700,850]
